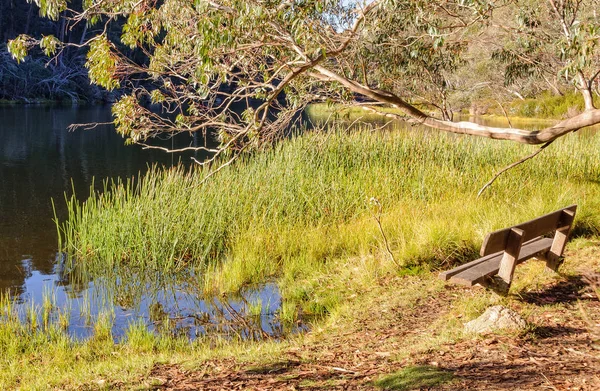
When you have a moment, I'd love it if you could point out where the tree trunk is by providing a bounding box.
[578,72,595,111]
[24,4,34,35]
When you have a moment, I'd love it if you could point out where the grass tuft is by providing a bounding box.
[374,365,454,390]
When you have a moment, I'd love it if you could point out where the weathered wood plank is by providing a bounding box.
[546,208,576,271]
[438,252,499,281]
[497,228,524,284]
[450,237,553,286]
[480,205,577,256]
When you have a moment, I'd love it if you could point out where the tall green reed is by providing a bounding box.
[58,125,600,300]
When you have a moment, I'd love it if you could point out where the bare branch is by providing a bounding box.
[67,122,114,131]
[315,65,600,144]
[191,147,247,187]
[477,140,556,197]
[494,99,513,129]
[138,143,221,154]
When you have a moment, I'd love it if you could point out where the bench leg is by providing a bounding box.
[546,209,575,272]
[496,227,525,292]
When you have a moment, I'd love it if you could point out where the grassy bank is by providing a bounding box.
[0,293,286,389]
[507,91,587,119]
[471,91,595,119]
[2,120,600,388]
[60,124,600,313]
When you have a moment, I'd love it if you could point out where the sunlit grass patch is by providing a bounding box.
[374,365,454,390]
[9,115,600,391]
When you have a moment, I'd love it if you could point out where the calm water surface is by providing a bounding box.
[0,106,285,339]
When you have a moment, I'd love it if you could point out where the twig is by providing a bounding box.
[494,98,513,129]
[369,197,399,267]
[477,140,555,197]
[190,145,248,188]
[539,372,559,391]
[314,365,359,374]
[67,122,114,131]
[139,143,220,154]
[564,347,600,359]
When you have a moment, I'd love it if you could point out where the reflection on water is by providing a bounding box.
[0,105,184,293]
[15,256,289,340]
[0,105,292,339]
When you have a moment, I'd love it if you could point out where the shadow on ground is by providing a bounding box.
[516,274,598,304]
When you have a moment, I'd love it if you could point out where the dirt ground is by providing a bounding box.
[143,252,600,391]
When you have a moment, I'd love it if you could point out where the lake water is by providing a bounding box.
[0,106,287,339]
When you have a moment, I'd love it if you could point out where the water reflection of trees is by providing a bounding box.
[0,106,299,338]
[0,106,197,294]
[58,255,294,340]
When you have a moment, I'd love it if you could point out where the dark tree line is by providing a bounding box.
[0,0,110,102]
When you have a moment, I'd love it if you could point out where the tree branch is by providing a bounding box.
[477,140,555,197]
[314,65,600,144]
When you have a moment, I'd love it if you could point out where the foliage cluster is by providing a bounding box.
[8,0,600,154]
[0,0,117,102]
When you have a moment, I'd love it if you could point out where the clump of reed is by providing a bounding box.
[58,123,600,317]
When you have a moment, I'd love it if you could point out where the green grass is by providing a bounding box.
[5,118,600,388]
[508,91,588,119]
[473,91,596,120]
[375,365,454,390]
[58,123,600,320]
[0,291,288,389]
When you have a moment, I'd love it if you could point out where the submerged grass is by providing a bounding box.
[0,290,287,389]
[59,123,600,320]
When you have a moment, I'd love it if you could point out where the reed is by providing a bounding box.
[58,123,600,317]
[0,290,168,389]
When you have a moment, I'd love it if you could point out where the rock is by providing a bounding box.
[464,305,527,334]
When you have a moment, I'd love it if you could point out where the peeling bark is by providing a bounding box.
[579,72,596,111]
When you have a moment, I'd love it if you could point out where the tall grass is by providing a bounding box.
[59,124,600,316]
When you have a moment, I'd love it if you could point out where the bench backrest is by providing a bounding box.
[480,205,577,256]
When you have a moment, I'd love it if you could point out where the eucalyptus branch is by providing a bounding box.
[137,143,221,154]
[477,140,555,197]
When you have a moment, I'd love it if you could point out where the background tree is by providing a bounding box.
[8,0,600,165]
[0,0,109,102]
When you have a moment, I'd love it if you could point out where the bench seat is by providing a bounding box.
[440,236,553,286]
[439,204,576,292]
[440,205,577,295]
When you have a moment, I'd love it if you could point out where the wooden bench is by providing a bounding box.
[440,205,577,293]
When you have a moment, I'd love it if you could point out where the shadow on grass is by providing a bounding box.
[244,360,301,375]
[374,365,454,390]
[517,275,596,305]
[528,325,587,339]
